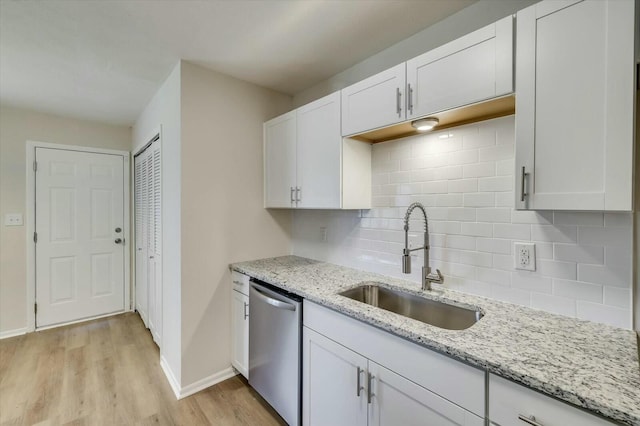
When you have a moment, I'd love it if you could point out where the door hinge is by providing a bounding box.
[33,161,37,172]
[33,232,37,243]
[34,303,37,314]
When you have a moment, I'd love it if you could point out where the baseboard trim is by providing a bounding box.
[0,327,28,340]
[179,367,237,399]
[160,355,181,399]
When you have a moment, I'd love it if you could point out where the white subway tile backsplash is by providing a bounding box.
[476,238,511,254]
[577,263,631,288]
[512,271,552,293]
[493,223,530,240]
[496,159,514,176]
[578,226,630,247]
[478,144,514,162]
[537,259,577,280]
[531,225,577,243]
[511,210,553,224]
[463,162,495,178]
[576,301,630,329]
[531,293,576,317]
[490,285,531,306]
[292,117,632,329]
[463,192,495,207]
[478,176,512,192]
[476,208,511,223]
[604,287,631,309]
[553,244,604,264]
[460,222,493,237]
[554,212,603,226]
[552,279,602,303]
[477,267,511,286]
[603,212,632,227]
[448,179,478,193]
[494,192,514,207]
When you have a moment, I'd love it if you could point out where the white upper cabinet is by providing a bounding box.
[264,92,372,210]
[406,16,513,119]
[264,111,297,208]
[297,92,342,208]
[515,0,636,211]
[341,64,406,136]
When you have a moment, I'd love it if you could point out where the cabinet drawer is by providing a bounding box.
[231,270,250,296]
[489,374,615,426]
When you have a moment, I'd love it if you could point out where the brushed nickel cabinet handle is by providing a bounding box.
[367,372,374,404]
[243,302,249,320]
[296,187,301,203]
[396,88,402,117]
[408,84,414,115]
[290,186,295,204]
[518,414,544,426]
[520,166,528,202]
[356,367,364,397]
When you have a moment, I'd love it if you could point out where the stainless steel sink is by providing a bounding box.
[339,282,482,330]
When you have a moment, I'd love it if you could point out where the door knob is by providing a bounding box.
[115,227,122,233]
[115,238,123,244]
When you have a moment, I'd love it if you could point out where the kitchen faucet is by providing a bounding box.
[402,202,444,291]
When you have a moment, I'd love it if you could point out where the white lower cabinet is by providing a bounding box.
[231,271,249,378]
[303,301,485,426]
[489,374,615,426]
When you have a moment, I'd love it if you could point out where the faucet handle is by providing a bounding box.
[426,269,444,284]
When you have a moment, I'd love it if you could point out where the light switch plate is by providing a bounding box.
[4,213,24,226]
[514,242,536,271]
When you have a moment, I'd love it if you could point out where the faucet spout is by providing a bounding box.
[402,202,444,291]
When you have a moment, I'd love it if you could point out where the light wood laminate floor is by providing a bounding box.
[0,312,285,426]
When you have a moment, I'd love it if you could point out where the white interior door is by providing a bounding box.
[35,147,125,328]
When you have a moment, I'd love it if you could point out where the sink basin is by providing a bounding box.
[339,283,482,330]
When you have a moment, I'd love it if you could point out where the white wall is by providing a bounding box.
[293,116,634,329]
[0,106,130,336]
[179,61,292,388]
[293,0,538,107]
[132,63,183,383]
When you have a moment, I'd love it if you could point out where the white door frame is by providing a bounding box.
[25,141,131,332]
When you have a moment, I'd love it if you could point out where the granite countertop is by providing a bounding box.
[231,255,640,426]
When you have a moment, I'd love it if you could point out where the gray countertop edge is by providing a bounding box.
[230,257,640,426]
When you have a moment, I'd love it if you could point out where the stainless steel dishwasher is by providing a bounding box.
[249,278,302,426]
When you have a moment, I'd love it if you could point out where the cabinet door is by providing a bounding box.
[231,290,249,378]
[368,362,484,426]
[264,111,297,208]
[515,0,635,211]
[297,92,342,208]
[303,327,367,426]
[406,16,513,119]
[341,64,406,136]
[489,374,616,426]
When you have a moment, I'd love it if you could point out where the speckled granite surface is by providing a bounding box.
[231,256,640,426]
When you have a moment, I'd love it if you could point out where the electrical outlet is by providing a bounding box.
[514,242,536,271]
[320,227,328,242]
[4,213,23,226]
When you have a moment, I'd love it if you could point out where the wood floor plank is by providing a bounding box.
[0,313,284,426]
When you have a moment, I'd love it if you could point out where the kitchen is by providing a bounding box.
[0,0,638,425]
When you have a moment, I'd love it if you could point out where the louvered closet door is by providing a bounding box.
[147,142,162,345]
[134,152,149,326]
[134,139,162,346]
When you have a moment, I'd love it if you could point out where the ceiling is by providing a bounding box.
[0,0,476,126]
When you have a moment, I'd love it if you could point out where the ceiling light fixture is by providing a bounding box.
[411,117,439,132]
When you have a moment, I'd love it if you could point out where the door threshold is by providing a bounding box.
[36,310,127,331]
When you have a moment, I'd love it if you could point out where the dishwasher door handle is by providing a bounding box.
[250,284,296,311]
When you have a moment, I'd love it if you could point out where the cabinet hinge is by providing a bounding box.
[33,161,37,172]
[33,232,37,243]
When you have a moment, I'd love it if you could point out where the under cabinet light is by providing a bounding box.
[411,117,439,132]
